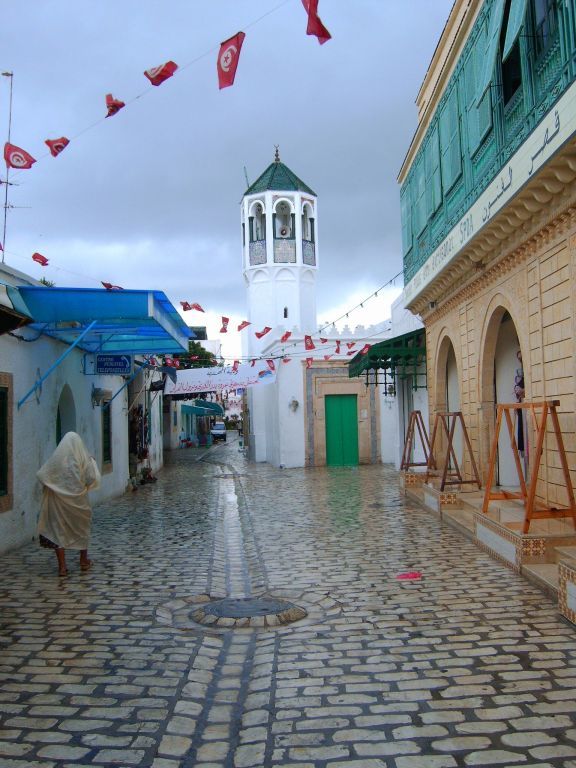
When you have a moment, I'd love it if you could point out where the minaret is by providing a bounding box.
[242,148,319,357]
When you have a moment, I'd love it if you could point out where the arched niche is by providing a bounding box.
[302,202,315,242]
[275,268,296,283]
[56,384,76,446]
[248,199,266,242]
[273,198,295,239]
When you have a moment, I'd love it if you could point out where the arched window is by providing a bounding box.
[302,203,315,242]
[274,200,294,239]
[249,202,266,243]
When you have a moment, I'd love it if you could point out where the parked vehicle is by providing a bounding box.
[210,421,227,442]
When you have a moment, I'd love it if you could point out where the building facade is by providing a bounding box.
[399,0,576,503]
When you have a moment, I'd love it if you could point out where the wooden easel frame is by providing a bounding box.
[425,411,481,492]
[482,400,576,534]
[400,410,432,471]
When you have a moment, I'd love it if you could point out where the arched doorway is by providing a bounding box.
[56,384,76,445]
[435,334,462,467]
[493,312,523,486]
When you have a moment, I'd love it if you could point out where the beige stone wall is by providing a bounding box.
[424,211,576,506]
[304,363,380,467]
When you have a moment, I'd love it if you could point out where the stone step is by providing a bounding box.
[522,562,559,595]
[554,545,576,567]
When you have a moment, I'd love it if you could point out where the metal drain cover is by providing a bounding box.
[190,596,307,628]
[205,597,298,619]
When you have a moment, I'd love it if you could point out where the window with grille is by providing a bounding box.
[102,405,112,465]
[439,87,462,193]
[0,387,7,495]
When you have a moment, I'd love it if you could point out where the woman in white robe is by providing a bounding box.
[37,432,101,576]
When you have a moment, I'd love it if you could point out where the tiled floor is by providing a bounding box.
[1,437,576,767]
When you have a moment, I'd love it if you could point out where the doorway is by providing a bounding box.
[494,312,523,486]
[56,384,76,445]
[325,394,359,466]
[445,344,462,465]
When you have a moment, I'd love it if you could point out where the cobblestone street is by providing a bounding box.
[2,437,576,768]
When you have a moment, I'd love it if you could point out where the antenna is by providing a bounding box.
[1,71,13,263]
[243,166,250,188]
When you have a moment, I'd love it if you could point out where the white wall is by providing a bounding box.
[1,329,130,554]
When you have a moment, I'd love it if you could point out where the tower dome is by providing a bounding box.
[242,149,318,356]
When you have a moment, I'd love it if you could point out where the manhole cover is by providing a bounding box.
[204,597,299,619]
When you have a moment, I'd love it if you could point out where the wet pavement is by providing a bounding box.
[2,436,576,767]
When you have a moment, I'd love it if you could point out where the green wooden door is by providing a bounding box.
[325,394,359,466]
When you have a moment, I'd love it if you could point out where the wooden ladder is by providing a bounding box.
[425,411,481,492]
[482,400,576,534]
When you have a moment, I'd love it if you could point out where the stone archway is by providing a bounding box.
[56,384,76,445]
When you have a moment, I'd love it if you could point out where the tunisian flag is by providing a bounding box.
[105,94,125,117]
[32,252,49,266]
[4,143,36,169]
[45,137,70,157]
[280,331,292,343]
[217,31,246,89]
[255,326,271,339]
[144,60,178,86]
[304,335,315,350]
[301,0,331,44]
[220,316,229,333]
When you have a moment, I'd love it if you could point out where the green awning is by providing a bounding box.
[182,400,224,417]
[348,328,426,382]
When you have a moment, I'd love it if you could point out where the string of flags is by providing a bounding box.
[2,1,330,172]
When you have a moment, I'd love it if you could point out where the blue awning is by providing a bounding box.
[182,400,224,417]
[16,286,192,354]
[0,282,33,333]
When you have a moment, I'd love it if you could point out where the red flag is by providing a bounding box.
[305,358,313,368]
[324,355,332,361]
[189,355,199,361]
[282,357,291,363]
[144,60,178,86]
[101,281,123,290]
[250,359,256,367]
[180,301,191,311]
[266,359,276,372]
[217,31,246,89]
[190,302,204,312]
[232,360,239,373]
[347,350,356,356]
[335,340,341,354]
[173,359,180,368]
[320,337,328,344]
[164,357,173,366]
[347,342,356,350]
[32,252,49,266]
[237,320,251,331]
[359,344,371,355]
[255,326,271,339]
[4,143,36,169]
[304,335,315,350]
[280,331,292,343]
[45,137,70,157]
[220,316,229,333]
[301,0,331,44]
[105,94,125,118]
[149,357,157,366]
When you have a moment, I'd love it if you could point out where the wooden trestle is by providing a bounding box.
[482,400,576,534]
[425,411,481,492]
[400,410,432,471]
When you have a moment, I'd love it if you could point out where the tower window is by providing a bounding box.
[283,307,288,319]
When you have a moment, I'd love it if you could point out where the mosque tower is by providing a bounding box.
[242,148,318,357]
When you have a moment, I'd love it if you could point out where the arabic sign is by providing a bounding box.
[95,354,132,375]
[404,79,574,305]
[163,360,276,395]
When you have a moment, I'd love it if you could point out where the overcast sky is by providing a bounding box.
[2,0,453,359]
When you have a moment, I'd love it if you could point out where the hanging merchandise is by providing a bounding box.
[217,31,246,89]
[4,142,36,169]
[32,252,49,266]
[105,94,125,117]
[144,60,178,86]
[45,137,70,157]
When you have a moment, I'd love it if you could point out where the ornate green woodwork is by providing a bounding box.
[402,0,574,284]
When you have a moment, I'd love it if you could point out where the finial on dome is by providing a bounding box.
[274,145,280,163]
